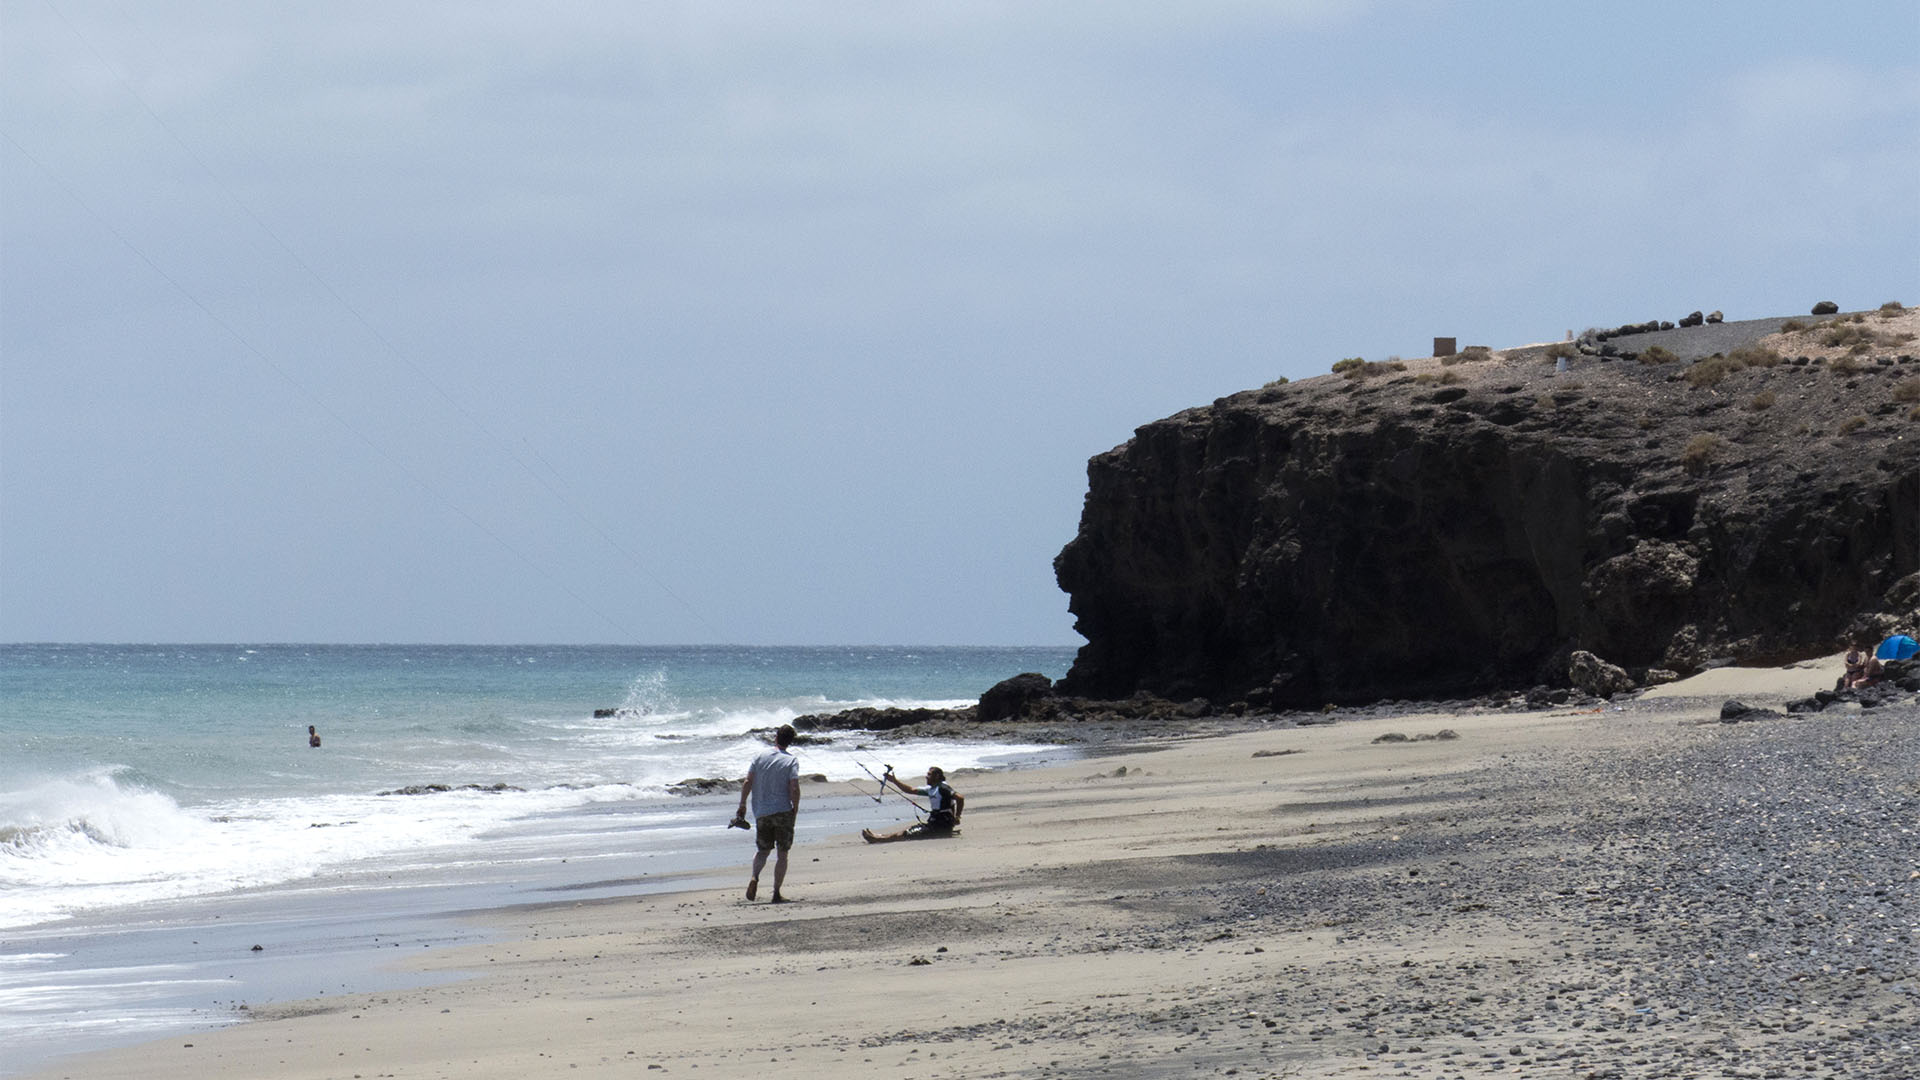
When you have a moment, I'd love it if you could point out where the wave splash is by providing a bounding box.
[0,769,206,868]
[0,767,636,930]
[617,669,677,718]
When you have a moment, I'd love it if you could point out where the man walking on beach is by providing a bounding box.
[733,724,800,903]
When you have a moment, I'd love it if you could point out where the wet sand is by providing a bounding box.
[31,656,1918,1079]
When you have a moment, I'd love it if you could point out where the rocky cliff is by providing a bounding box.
[1053,308,1920,708]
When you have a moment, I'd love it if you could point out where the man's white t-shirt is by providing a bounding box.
[748,747,799,817]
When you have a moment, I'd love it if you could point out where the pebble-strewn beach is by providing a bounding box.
[31,660,1917,1079]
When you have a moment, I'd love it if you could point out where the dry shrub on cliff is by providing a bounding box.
[1879,301,1906,317]
[1893,378,1920,404]
[1680,434,1723,474]
[1747,389,1777,411]
[1686,344,1782,389]
[1729,344,1783,368]
[1685,355,1738,388]
[1639,345,1680,365]
[1441,347,1497,367]
[1820,321,1886,349]
[1828,354,1863,375]
[1339,360,1407,382]
[1331,357,1364,375]
[1839,416,1870,435]
[1544,342,1576,361]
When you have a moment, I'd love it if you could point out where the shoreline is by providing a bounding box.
[28,657,1920,1079]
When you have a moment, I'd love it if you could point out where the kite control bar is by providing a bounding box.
[858,760,926,819]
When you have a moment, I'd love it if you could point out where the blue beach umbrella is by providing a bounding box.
[1875,634,1918,661]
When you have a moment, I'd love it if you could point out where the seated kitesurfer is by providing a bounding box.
[862,766,963,843]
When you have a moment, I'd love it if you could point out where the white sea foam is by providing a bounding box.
[0,768,645,930]
[0,719,1050,931]
[0,770,206,873]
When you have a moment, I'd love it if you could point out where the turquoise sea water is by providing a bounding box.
[0,643,1076,1073]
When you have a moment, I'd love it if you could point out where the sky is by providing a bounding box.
[3,1,1917,646]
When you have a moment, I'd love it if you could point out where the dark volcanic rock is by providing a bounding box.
[1718,699,1781,722]
[1568,650,1635,698]
[667,777,739,796]
[377,782,523,796]
[791,705,977,731]
[978,672,1055,722]
[1053,319,1920,707]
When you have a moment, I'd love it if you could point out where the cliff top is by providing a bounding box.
[1193,304,1920,509]
[1238,302,1916,403]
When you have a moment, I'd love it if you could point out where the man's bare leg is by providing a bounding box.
[770,847,791,901]
[748,847,771,899]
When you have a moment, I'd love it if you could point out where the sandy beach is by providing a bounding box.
[32,657,1917,1080]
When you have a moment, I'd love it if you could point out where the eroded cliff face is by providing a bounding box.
[1054,327,1920,707]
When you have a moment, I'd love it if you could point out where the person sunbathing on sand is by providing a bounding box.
[862,766,963,843]
[1840,646,1881,690]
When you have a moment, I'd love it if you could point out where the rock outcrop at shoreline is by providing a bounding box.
[1054,307,1920,708]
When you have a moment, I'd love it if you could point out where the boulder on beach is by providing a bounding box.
[1569,651,1636,698]
[978,672,1055,722]
[1719,699,1781,723]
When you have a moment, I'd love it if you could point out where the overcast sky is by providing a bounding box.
[3,1,1916,646]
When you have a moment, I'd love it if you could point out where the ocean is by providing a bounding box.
[0,643,1077,1074]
